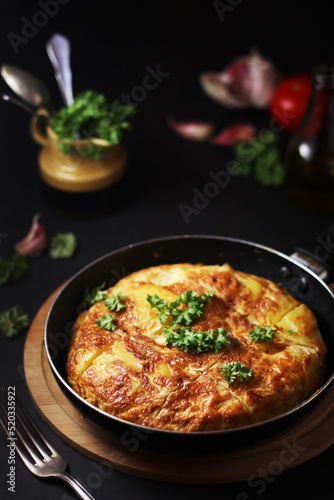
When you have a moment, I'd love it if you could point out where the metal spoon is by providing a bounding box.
[46,33,73,107]
[2,94,34,114]
[1,65,51,108]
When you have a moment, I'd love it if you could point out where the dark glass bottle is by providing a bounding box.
[285,64,334,213]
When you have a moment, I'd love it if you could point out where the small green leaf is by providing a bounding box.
[0,305,29,338]
[164,325,230,353]
[0,253,28,286]
[249,325,278,343]
[49,232,77,259]
[96,313,117,331]
[82,282,107,309]
[0,257,12,285]
[147,294,169,324]
[221,361,253,384]
[104,294,127,312]
[232,131,285,187]
[169,290,214,326]
[10,253,28,281]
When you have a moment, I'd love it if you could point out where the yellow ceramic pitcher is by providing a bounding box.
[30,108,127,193]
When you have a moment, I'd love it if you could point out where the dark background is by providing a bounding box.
[0,1,334,499]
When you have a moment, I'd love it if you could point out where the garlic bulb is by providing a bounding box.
[199,49,281,109]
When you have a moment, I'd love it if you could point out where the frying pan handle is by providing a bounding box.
[291,224,334,284]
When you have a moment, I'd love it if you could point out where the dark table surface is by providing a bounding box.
[1,1,334,499]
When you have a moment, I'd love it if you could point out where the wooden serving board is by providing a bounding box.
[24,288,334,484]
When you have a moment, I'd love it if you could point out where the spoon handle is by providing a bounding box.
[2,94,34,114]
[46,33,73,107]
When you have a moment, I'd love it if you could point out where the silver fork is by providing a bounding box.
[0,389,96,500]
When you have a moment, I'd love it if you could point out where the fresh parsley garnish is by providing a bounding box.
[164,326,230,353]
[49,232,77,259]
[82,283,107,309]
[233,130,284,187]
[147,290,228,354]
[95,313,117,332]
[146,294,169,324]
[50,91,136,160]
[0,253,28,286]
[0,305,29,338]
[169,290,214,325]
[104,294,127,312]
[221,361,253,384]
[287,329,296,335]
[147,290,214,326]
[249,325,278,343]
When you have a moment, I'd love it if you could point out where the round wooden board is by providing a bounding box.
[24,288,334,484]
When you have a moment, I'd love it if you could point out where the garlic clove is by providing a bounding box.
[167,116,215,141]
[211,123,256,146]
[15,213,48,256]
[199,49,281,109]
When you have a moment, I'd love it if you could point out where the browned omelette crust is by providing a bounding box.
[66,263,327,432]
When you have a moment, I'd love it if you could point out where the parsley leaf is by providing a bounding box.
[104,294,127,312]
[49,232,77,259]
[287,329,296,335]
[96,313,117,332]
[0,305,29,338]
[50,91,136,160]
[221,361,253,384]
[10,253,28,281]
[0,253,28,286]
[169,290,214,325]
[82,282,107,309]
[164,325,230,353]
[147,290,214,326]
[233,130,284,187]
[147,294,169,324]
[249,325,278,343]
[0,257,12,285]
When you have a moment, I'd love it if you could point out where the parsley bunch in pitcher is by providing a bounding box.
[51,91,136,160]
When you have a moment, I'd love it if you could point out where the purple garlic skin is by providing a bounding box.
[15,214,48,257]
[199,50,281,109]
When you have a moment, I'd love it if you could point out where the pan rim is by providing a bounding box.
[44,234,334,438]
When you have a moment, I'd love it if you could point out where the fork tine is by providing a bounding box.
[0,391,45,466]
[0,410,41,474]
[0,390,96,500]
[13,391,57,459]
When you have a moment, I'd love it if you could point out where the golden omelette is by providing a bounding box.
[67,263,327,432]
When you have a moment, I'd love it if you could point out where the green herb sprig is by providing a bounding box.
[51,91,136,160]
[164,326,230,353]
[147,290,230,354]
[82,283,107,309]
[104,294,127,312]
[0,253,28,286]
[49,232,77,259]
[249,325,278,343]
[221,361,253,384]
[233,130,284,187]
[0,305,29,338]
[147,290,214,326]
[96,313,117,332]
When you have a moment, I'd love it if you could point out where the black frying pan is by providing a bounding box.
[44,235,334,453]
